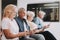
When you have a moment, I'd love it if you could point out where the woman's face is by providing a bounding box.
[28,15,34,21]
[8,9,17,19]
[38,13,44,19]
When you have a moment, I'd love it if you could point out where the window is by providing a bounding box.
[27,2,59,22]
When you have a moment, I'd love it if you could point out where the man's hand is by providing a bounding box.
[42,24,50,30]
[29,30,36,35]
[18,31,30,37]
[24,31,30,36]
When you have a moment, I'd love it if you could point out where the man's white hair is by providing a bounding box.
[38,11,46,16]
[27,11,35,17]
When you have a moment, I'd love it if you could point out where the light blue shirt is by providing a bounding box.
[33,17,43,29]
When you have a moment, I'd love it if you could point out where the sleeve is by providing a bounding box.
[33,18,42,29]
[2,19,10,29]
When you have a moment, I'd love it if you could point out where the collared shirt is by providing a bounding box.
[23,20,30,38]
[33,17,44,29]
[23,21,28,31]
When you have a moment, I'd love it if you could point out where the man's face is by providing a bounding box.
[38,13,44,19]
[19,11,26,18]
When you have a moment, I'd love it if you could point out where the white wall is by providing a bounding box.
[17,0,60,10]
[18,0,60,40]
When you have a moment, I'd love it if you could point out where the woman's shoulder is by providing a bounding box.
[2,17,10,21]
[31,22,37,26]
[2,17,10,23]
[28,21,37,26]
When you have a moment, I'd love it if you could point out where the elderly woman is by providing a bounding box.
[33,11,56,40]
[1,4,31,40]
[27,11,45,40]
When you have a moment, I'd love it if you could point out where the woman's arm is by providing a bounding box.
[3,29,29,39]
[32,29,44,33]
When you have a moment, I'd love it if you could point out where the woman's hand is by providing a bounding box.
[18,31,30,37]
[33,30,40,33]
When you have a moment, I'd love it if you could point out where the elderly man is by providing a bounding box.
[33,11,56,40]
[15,8,45,40]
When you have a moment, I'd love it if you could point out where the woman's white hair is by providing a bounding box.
[3,4,17,17]
[27,11,35,17]
[38,11,46,16]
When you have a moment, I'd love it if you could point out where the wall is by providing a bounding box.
[17,0,60,40]
[17,0,59,10]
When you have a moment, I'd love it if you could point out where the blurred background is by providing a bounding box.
[0,0,60,40]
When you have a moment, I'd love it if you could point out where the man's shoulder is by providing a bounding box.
[14,17,19,19]
[34,17,39,21]
[14,17,21,22]
[15,17,21,20]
